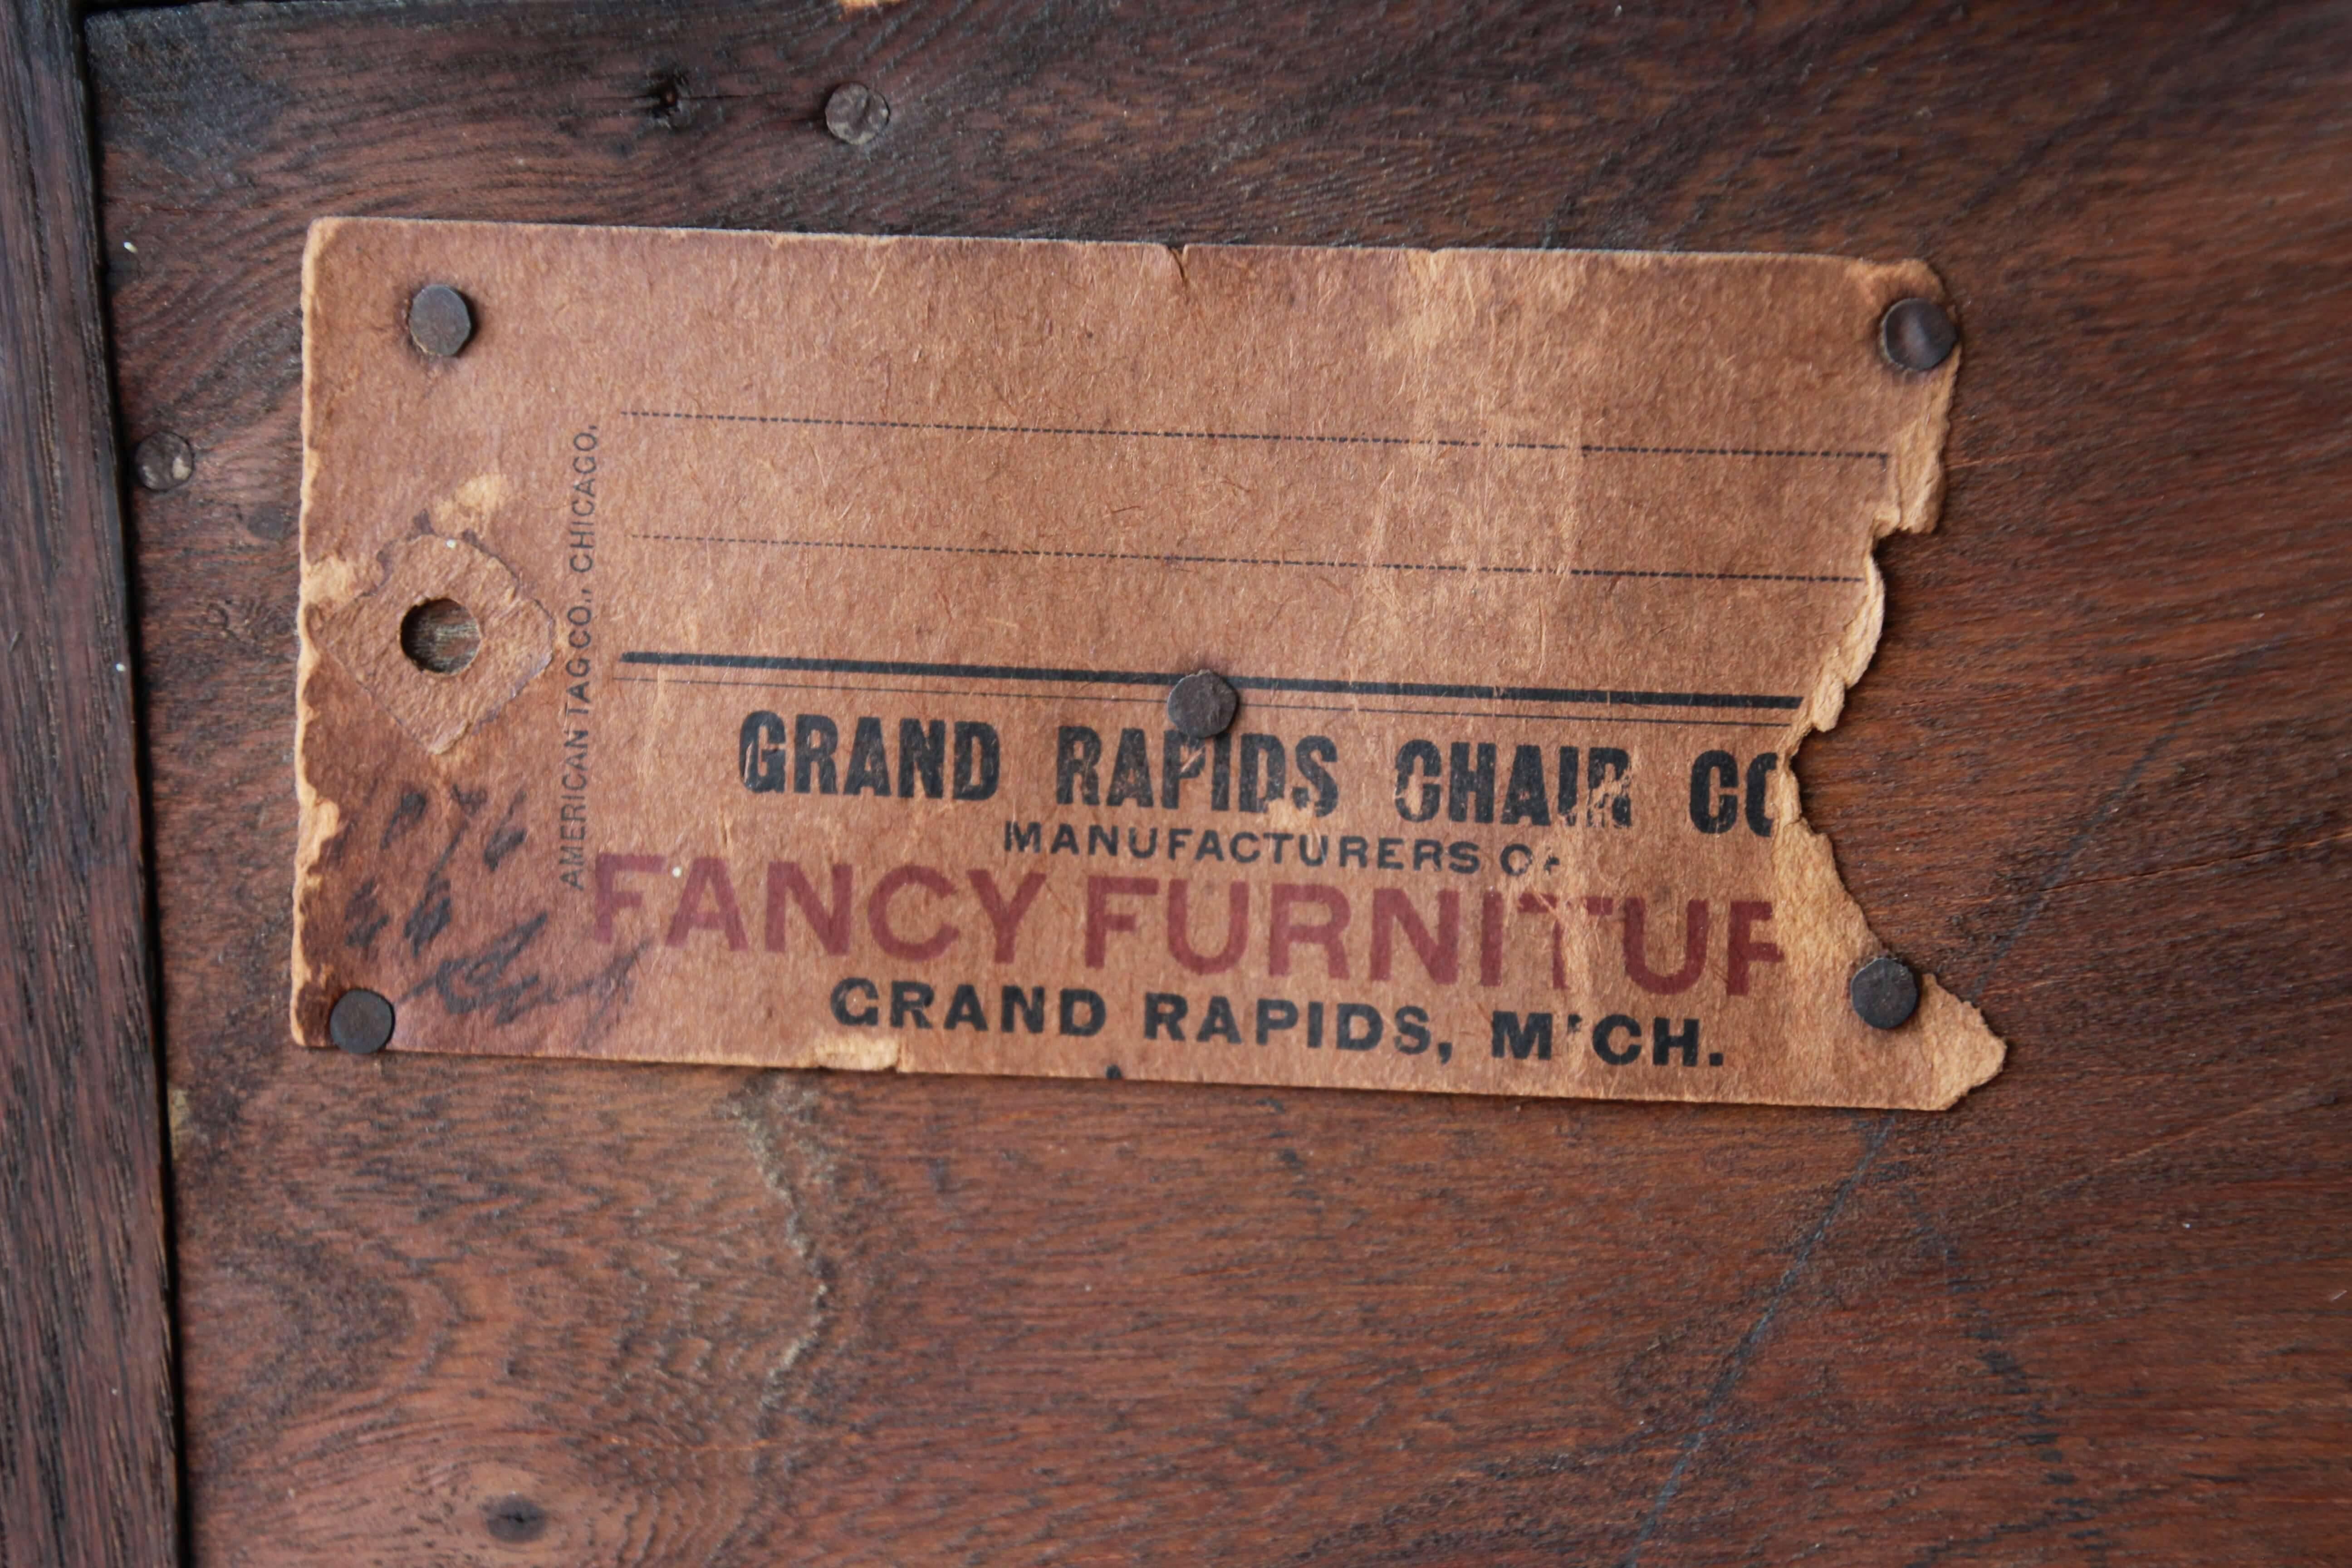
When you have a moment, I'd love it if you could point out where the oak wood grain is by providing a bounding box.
[89,1,2350,1563]
[0,1,176,1564]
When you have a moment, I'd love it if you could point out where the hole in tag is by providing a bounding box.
[399,597,482,675]
[314,531,553,751]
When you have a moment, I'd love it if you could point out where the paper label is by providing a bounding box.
[293,218,2004,1108]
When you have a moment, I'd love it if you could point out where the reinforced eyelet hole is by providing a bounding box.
[400,598,481,675]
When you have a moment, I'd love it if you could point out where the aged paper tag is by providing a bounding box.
[294,218,2003,1109]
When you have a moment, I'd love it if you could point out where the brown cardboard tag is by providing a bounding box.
[294,218,2003,1109]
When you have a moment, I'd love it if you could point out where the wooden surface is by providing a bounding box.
[0,2,177,1566]
[88,1,2349,1563]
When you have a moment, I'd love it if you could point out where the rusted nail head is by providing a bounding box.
[1166,671,1239,740]
[1849,955,1921,1031]
[825,82,891,146]
[1880,297,1956,373]
[131,432,195,493]
[483,1495,547,1544]
[408,284,475,358]
[328,988,396,1054]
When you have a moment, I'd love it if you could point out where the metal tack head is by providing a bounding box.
[1880,297,1956,373]
[1849,955,1921,1031]
[407,283,475,358]
[1166,670,1240,740]
[824,82,891,146]
[328,987,396,1054]
[130,431,194,493]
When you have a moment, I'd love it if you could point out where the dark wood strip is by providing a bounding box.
[0,2,176,1564]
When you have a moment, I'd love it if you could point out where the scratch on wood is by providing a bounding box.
[723,1076,839,1395]
[1965,639,2282,1004]
[1618,1112,1896,1567]
[1897,1184,2117,1568]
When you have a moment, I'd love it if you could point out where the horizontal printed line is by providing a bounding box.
[613,673,1174,708]
[611,673,1790,729]
[1235,699,1788,730]
[627,532,1864,586]
[616,653,1805,711]
[621,407,1889,464]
